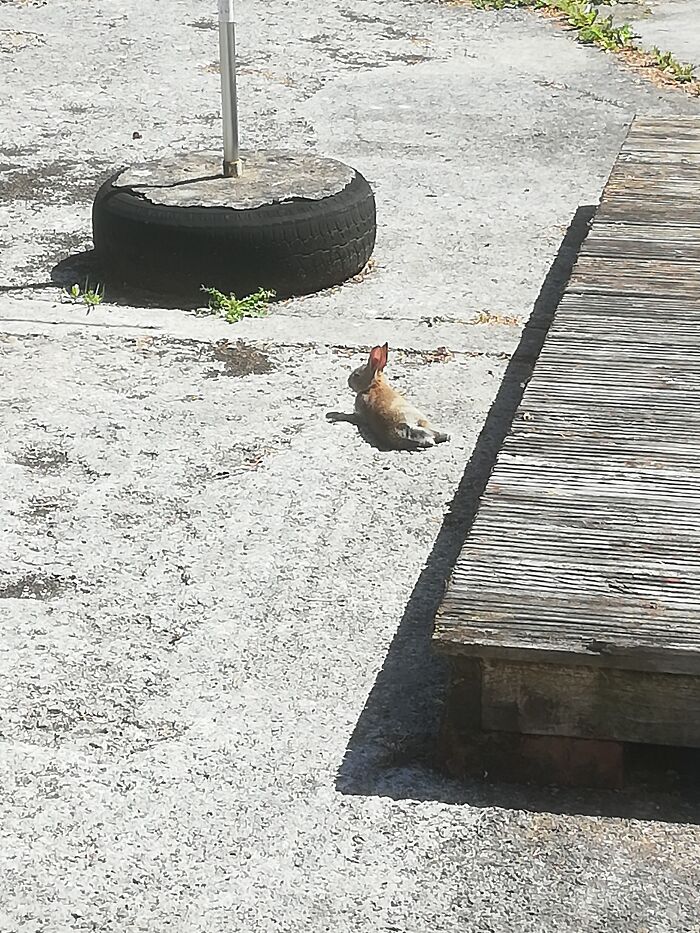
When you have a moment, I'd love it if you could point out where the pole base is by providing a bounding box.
[223,159,244,178]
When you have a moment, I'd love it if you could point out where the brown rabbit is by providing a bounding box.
[348,343,450,449]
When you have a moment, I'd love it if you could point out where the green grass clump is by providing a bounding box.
[64,280,105,310]
[200,285,275,324]
[652,47,696,83]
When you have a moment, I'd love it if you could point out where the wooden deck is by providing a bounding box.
[433,116,700,788]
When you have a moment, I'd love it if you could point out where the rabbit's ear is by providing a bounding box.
[369,343,389,372]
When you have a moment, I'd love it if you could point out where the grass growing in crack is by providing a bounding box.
[652,47,696,83]
[472,0,634,49]
[64,280,104,310]
[200,286,275,324]
[565,2,634,49]
[469,0,697,86]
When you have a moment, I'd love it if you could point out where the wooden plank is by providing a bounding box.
[617,150,700,166]
[433,115,700,682]
[631,117,700,131]
[623,134,700,154]
[538,324,700,348]
[530,338,700,365]
[628,127,700,138]
[580,236,700,263]
[605,169,700,200]
[436,658,624,788]
[435,620,700,676]
[568,255,700,297]
[581,223,700,264]
[556,292,700,315]
[609,162,700,182]
[480,661,700,747]
[594,198,700,226]
[502,409,700,443]
[605,181,700,200]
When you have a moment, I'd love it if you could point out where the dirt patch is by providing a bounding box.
[188,17,217,30]
[189,111,220,125]
[304,33,431,69]
[63,103,94,115]
[208,340,274,377]
[0,145,33,158]
[619,45,700,97]
[0,572,75,600]
[24,495,73,519]
[110,487,193,527]
[0,159,111,204]
[338,10,386,25]
[13,445,70,473]
[0,29,45,52]
[134,336,275,377]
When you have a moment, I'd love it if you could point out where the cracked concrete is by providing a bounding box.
[1,1,700,931]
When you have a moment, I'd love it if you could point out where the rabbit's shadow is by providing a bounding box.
[326,410,392,451]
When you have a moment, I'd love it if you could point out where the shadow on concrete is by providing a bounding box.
[50,249,102,290]
[325,410,387,451]
[50,250,203,310]
[0,282,59,294]
[335,203,700,825]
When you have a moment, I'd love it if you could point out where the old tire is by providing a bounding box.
[92,168,376,300]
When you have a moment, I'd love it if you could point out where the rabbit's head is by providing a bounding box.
[348,343,388,393]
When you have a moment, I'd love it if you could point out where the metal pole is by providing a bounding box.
[219,0,242,178]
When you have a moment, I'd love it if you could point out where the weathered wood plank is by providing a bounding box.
[557,292,700,314]
[501,410,700,443]
[631,117,700,132]
[605,169,700,199]
[480,661,700,747]
[623,133,700,153]
[568,255,700,297]
[581,224,700,262]
[618,150,700,166]
[435,621,700,676]
[595,198,700,226]
[609,161,700,182]
[582,241,700,263]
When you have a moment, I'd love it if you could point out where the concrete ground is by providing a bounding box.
[1,1,700,931]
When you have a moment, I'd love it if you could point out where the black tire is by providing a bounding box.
[92,170,376,300]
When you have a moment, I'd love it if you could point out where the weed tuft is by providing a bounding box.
[200,286,275,324]
[64,280,105,311]
[651,46,696,83]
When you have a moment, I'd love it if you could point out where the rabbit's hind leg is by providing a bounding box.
[398,424,437,448]
[415,417,450,446]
